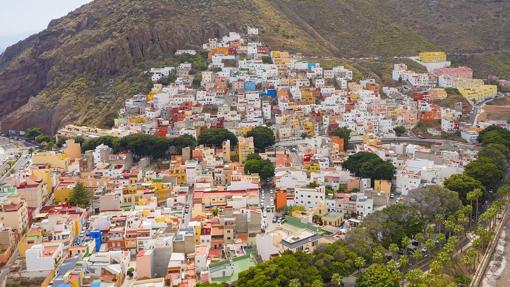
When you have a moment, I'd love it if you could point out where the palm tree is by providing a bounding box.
[497,184,510,202]
[331,273,343,287]
[434,214,444,232]
[399,255,409,269]
[467,188,483,221]
[289,278,301,287]
[462,248,477,271]
[354,256,366,271]
[425,239,436,251]
[311,279,324,287]
[405,268,424,286]
[388,243,399,255]
[401,236,411,249]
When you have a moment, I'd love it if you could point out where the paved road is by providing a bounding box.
[482,217,510,286]
[0,151,31,183]
[182,187,194,226]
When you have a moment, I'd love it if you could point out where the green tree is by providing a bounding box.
[478,144,508,167]
[407,185,462,222]
[354,256,366,271]
[411,249,423,261]
[288,279,301,287]
[331,273,343,286]
[311,279,324,287]
[465,157,503,190]
[478,125,510,147]
[119,133,170,159]
[262,56,273,64]
[246,126,275,151]
[372,250,384,264]
[198,128,238,146]
[24,127,42,140]
[425,239,436,250]
[69,183,92,208]
[388,243,399,254]
[244,159,275,180]
[334,127,352,149]
[467,188,484,221]
[168,134,197,155]
[405,268,424,286]
[356,263,402,287]
[444,173,485,204]
[82,136,121,152]
[342,152,394,180]
[399,255,409,268]
[35,134,52,144]
[393,126,406,137]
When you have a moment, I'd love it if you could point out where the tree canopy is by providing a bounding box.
[356,263,402,287]
[237,253,322,287]
[244,158,275,180]
[342,152,395,181]
[407,185,463,222]
[82,136,121,152]
[69,182,92,208]
[168,134,197,155]
[444,173,485,205]
[478,125,510,147]
[198,128,238,146]
[464,156,503,191]
[119,133,170,159]
[246,126,275,151]
[393,126,406,137]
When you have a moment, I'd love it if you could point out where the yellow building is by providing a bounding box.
[30,167,54,193]
[348,82,362,91]
[304,121,314,137]
[238,136,255,164]
[189,221,202,244]
[63,139,81,160]
[19,228,44,257]
[54,179,77,204]
[146,91,154,101]
[307,161,320,174]
[419,52,447,63]
[150,181,173,201]
[459,85,498,102]
[300,88,314,104]
[32,151,69,170]
[363,134,381,147]
[451,78,483,89]
[236,126,252,136]
[169,163,186,185]
[428,88,447,100]
[374,180,392,194]
[128,117,147,123]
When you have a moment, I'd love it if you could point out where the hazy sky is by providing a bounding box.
[0,0,92,51]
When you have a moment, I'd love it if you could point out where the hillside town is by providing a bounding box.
[0,28,509,287]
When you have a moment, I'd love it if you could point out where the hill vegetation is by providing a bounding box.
[1,0,510,133]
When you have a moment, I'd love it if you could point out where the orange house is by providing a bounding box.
[275,190,287,210]
[208,47,229,59]
[420,105,441,121]
[331,136,345,152]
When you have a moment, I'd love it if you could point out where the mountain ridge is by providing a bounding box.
[1,0,510,133]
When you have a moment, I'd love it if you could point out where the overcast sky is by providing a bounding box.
[0,0,92,51]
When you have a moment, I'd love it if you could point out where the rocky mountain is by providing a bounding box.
[1,0,510,133]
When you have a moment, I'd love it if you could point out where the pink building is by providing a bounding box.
[432,66,473,78]
[136,250,153,279]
